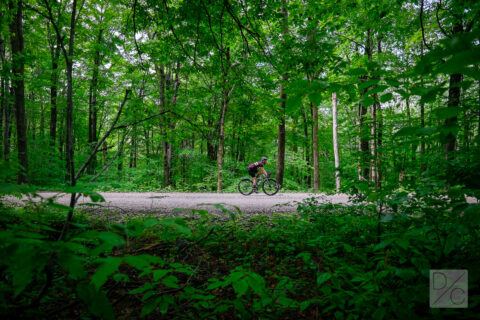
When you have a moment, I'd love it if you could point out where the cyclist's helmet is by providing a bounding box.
[261,156,268,162]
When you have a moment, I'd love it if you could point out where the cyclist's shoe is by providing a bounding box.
[253,186,258,193]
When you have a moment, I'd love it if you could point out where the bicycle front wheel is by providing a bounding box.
[262,178,279,196]
[238,178,254,195]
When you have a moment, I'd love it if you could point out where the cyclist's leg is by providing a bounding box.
[248,168,257,186]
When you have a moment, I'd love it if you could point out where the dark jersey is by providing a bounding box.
[248,161,264,171]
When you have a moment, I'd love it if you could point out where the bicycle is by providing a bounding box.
[238,172,281,196]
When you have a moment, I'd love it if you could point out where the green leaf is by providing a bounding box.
[113,273,130,282]
[300,300,311,311]
[358,78,380,90]
[433,107,461,120]
[58,251,87,280]
[444,232,458,255]
[286,95,303,114]
[232,278,249,297]
[91,257,122,290]
[162,275,180,289]
[361,96,375,107]
[374,238,395,250]
[347,67,367,76]
[385,79,402,87]
[153,269,170,281]
[77,283,115,320]
[98,232,125,247]
[161,218,191,235]
[141,296,161,317]
[308,92,322,106]
[316,272,332,286]
[46,201,72,211]
[394,126,418,138]
[380,93,393,103]
[363,85,388,96]
[10,247,49,297]
[246,273,266,296]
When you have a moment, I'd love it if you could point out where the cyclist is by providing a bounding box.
[248,157,268,193]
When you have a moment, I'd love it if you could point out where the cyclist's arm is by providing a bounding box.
[261,167,267,176]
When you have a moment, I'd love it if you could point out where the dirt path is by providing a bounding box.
[27,192,351,216]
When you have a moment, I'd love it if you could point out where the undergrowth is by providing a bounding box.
[0,191,479,319]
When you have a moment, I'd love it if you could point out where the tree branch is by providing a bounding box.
[435,1,451,39]
[74,89,131,182]
[113,110,171,130]
[420,0,432,51]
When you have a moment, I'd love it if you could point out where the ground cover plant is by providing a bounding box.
[1,183,478,319]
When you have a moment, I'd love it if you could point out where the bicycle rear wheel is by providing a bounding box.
[238,178,254,195]
[262,178,279,196]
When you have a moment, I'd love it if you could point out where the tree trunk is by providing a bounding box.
[9,0,28,183]
[444,23,463,159]
[217,43,231,192]
[87,28,103,174]
[49,31,60,146]
[276,3,288,186]
[164,64,179,187]
[420,42,426,172]
[217,95,228,192]
[311,102,319,191]
[332,92,341,192]
[276,80,286,186]
[444,73,462,157]
[358,31,372,181]
[358,96,370,180]
[301,108,311,188]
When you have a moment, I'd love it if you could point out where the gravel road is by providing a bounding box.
[23,192,351,216]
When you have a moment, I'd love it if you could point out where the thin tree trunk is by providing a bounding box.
[276,3,288,186]
[311,102,319,191]
[359,95,369,180]
[9,0,28,183]
[377,100,383,188]
[444,23,463,159]
[165,64,179,187]
[49,26,60,146]
[332,92,341,192]
[301,108,311,188]
[358,30,372,181]
[444,73,462,157]
[420,42,426,172]
[87,28,103,174]
[371,98,377,184]
[217,96,228,192]
[40,104,45,137]
[217,42,231,192]
[0,36,4,149]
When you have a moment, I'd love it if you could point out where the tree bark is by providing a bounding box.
[217,94,228,192]
[444,23,463,159]
[1,39,12,161]
[444,73,462,157]
[166,64,179,186]
[48,25,60,147]
[301,107,311,188]
[358,94,370,180]
[358,30,372,181]
[311,102,319,191]
[9,0,28,183]
[276,3,288,186]
[87,28,103,174]
[332,92,341,192]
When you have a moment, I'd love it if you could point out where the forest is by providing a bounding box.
[1,0,479,319]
